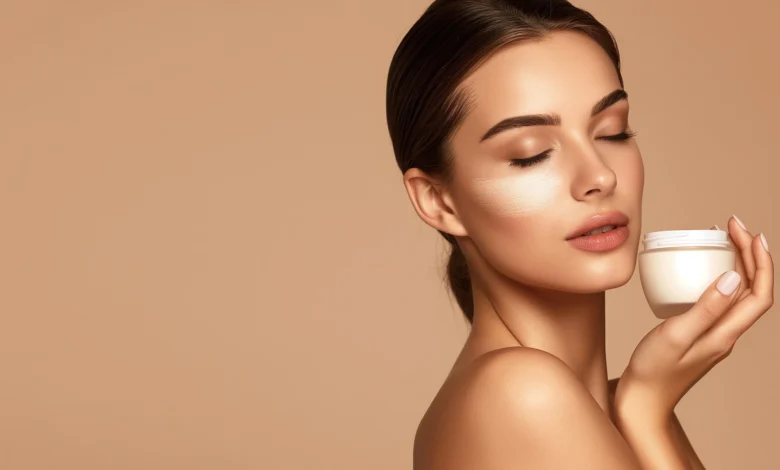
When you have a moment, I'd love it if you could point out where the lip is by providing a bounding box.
[565,210,630,240]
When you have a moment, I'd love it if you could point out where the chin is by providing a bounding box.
[581,250,638,292]
[519,259,635,295]
[550,246,639,294]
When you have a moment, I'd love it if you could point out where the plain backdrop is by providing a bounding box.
[1,1,778,469]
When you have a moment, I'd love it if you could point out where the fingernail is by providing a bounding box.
[760,233,769,252]
[732,215,747,230]
[717,270,741,295]
[711,225,720,230]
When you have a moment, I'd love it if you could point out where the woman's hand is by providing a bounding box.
[615,215,774,419]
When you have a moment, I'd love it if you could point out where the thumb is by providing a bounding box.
[664,270,742,345]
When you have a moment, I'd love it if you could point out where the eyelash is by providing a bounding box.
[509,130,637,168]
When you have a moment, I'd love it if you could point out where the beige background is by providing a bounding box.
[0,1,778,469]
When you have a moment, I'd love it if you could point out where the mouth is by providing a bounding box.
[577,224,620,237]
[565,210,630,240]
[565,211,630,252]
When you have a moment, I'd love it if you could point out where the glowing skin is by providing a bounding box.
[442,30,644,294]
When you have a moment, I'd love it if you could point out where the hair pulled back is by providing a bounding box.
[386,0,623,322]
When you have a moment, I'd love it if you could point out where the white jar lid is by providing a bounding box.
[642,229,733,250]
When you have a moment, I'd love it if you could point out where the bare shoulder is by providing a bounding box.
[413,347,641,470]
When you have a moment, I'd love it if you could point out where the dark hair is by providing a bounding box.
[385,0,623,323]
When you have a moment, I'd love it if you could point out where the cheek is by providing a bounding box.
[458,170,564,283]
[467,169,564,217]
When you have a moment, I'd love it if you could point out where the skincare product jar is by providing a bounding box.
[638,230,736,319]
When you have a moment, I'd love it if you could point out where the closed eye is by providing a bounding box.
[598,130,637,142]
[509,129,636,168]
[509,149,551,168]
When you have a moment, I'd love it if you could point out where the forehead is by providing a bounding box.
[456,31,622,135]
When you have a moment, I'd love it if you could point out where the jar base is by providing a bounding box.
[650,302,695,319]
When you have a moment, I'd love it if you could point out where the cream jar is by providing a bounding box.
[638,230,736,319]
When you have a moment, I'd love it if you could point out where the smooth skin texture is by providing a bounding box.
[404,31,774,469]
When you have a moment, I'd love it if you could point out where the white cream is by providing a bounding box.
[469,169,561,216]
[638,230,736,319]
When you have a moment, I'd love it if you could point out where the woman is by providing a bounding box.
[384,1,774,469]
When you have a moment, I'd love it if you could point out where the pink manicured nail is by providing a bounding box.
[732,215,746,230]
[760,233,769,252]
[717,271,741,295]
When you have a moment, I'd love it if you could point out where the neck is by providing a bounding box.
[463,274,612,417]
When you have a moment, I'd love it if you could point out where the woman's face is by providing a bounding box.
[447,31,644,293]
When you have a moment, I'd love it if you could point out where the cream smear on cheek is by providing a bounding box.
[469,168,562,216]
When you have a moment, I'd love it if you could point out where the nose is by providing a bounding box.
[570,150,617,201]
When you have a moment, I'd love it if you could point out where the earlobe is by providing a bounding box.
[402,168,468,237]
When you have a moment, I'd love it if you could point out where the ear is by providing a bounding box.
[402,168,468,237]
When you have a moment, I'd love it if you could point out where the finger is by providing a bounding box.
[728,215,757,285]
[727,216,754,301]
[734,244,750,301]
[696,233,774,345]
[661,270,742,349]
[714,223,749,300]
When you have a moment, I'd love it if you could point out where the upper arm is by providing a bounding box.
[430,349,642,470]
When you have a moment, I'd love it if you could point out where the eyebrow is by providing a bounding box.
[479,89,628,142]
